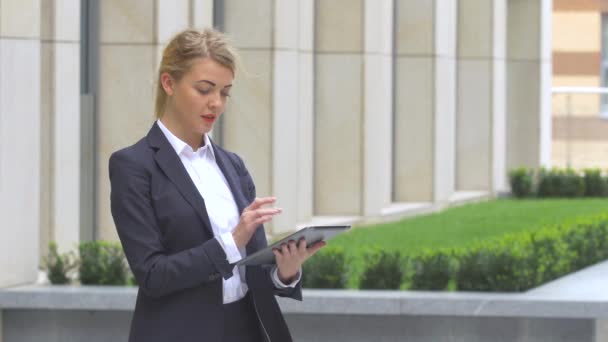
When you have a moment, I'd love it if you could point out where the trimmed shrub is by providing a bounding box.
[43,242,76,284]
[302,246,348,289]
[409,251,452,290]
[583,169,607,197]
[537,168,585,198]
[509,167,533,198]
[359,249,404,290]
[79,241,129,285]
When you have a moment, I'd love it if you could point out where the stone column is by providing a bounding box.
[222,0,315,233]
[506,0,552,170]
[0,0,42,287]
[313,0,394,217]
[97,0,195,241]
[40,0,82,256]
[456,0,507,193]
[394,0,458,203]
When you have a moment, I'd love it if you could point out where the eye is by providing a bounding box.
[197,88,211,95]
[220,91,231,98]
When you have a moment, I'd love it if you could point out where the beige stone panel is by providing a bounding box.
[552,140,608,169]
[434,56,456,201]
[298,0,314,51]
[297,52,314,222]
[553,12,600,52]
[191,0,214,29]
[314,54,363,215]
[507,60,541,170]
[222,50,272,198]
[272,50,299,233]
[364,0,393,54]
[315,0,363,53]
[97,45,157,241]
[363,54,392,215]
[53,43,81,253]
[54,0,80,41]
[508,0,541,60]
[274,0,298,50]
[0,0,40,38]
[223,0,272,49]
[394,57,434,202]
[395,0,434,55]
[157,0,189,44]
[39,41,53,258]
[458,0,492,58]
[456,60,492,190]
[40,0,53,41]
[100,0,155,44]
[0,39,41,286]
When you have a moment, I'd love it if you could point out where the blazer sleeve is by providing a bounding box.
[231,153,303,301]
[109,151,233,299]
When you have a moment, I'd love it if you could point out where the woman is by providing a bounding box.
[109,28,324,342]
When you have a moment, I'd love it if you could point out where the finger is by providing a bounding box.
[245,197,276,211]
[273,248,282,261]
[307,241,326,256]
[253,214,276,226]
[253,208,283,217]
[297,239,307,254]
[288,240,297,254]
[281,243,289,255]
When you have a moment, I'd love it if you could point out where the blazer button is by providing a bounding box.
[209,272,220,281]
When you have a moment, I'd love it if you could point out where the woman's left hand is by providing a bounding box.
[273,239,326,284]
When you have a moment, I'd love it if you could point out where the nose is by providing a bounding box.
[208,91,222,109]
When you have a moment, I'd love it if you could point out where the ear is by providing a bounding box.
[160,72,175,96]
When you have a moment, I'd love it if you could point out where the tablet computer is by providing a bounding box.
[235,225,351,266]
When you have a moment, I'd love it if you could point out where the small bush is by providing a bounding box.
[509,168,533,198]
[359,249,404,290]
[302,246,348,289]
[583,169,607,197]
[409,251,452,290]
[537,168,585,198]
[43,242,76,284]
[79,241,128,285]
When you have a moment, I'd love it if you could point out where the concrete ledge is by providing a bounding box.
[2,285,608,320]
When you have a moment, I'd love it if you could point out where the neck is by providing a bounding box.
[159,116,204,150]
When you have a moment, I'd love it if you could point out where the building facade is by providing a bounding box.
[0,0,552,288]
[552,0,608,169]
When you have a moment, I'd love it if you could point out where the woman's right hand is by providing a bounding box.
[232,197,282,248]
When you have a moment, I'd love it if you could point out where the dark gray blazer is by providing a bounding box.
[109,122,301,342]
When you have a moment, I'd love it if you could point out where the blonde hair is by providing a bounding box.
[154,28,238,119]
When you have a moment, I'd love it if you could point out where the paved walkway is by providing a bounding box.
[526,259,608,300]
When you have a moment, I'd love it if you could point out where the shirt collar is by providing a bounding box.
[156,119,215,159]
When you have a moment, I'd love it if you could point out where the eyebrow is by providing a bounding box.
[196,80,232,88]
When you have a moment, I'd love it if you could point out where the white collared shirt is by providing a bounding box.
[157,120,298,303]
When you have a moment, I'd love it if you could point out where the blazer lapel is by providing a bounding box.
[146,123,214,236]
[212,140,248,214]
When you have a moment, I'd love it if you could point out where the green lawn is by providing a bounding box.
[332,199,608,254]
[327,198,608,287]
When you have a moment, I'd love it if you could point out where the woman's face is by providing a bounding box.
[161,57,233,146]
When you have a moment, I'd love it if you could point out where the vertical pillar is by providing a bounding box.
[363,0,394,216]
[0,0,42,286]
[506,0,552,170]
[40,0,82,255]
[394,0,457,203]
[97,0,192,241]
[223,0,315,233]
[456,0,507,192]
